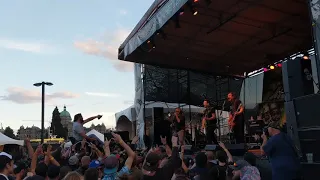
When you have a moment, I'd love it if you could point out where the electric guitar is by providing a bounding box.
[228,104,242,130]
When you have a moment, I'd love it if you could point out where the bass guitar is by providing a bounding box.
[228,104,242,130]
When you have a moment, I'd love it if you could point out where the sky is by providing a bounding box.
[0,0,154,131]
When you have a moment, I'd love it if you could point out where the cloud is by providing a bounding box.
[85,92,121,98]
[0,87,79,104]
[0,38,54,54]
[119,9,128,15]
[74,29,134,72]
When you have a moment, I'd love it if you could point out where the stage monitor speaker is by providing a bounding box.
[282,58,314,101]
[225,143,246,156]
[205,145,218,151]
[152,107,171,146]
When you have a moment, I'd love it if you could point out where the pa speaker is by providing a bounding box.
[152,107,171,146]
[282,58,314,101]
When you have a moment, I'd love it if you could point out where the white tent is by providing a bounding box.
[0,133,24,146]
[86,129,104,143]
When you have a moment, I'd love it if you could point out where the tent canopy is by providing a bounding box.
[118,0,312,75]
[0,133,24,146]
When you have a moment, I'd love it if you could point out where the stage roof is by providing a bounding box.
[118,0,313,75]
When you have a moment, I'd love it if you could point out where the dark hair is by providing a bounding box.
[216,150,228,163]
[84,168,99,180]
[228,92,237,98]
[59,166,71,180]
[0,155,12,172]
[204,99,210,104]
[35,162,48,178]
[74,113,82,122]
[195,152,207,168]
[47,165,60,179]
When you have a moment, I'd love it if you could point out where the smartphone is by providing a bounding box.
[42,144,48,152]
[104,132,113,140]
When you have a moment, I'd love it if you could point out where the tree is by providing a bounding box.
[4,127,15,139]
[50,107,67,139]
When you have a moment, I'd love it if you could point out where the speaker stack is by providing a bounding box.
[282,57,320,176]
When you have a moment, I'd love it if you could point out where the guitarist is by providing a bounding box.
[171,107,185,145]
[202,99,218,144]
[227,92,245,143]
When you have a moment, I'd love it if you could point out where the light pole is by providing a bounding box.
[34,82,53,144]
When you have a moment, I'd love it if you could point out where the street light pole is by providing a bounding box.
[34,81,53,144]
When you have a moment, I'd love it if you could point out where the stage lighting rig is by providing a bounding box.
[187,1,198,16]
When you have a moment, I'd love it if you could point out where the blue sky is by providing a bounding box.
[0,0,153,131]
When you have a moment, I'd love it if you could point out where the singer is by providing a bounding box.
[171,107,185,145]
[202,99,218,144]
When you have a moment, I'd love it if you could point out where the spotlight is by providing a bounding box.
[187,1,198,16]
[194,0,199,2]
[270,65,275,70]
[193,9,198,16]
[156,29,167,39]
[303,53,309,60]
[277,63,282,67]
[179,9,184,15]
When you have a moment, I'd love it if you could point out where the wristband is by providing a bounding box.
[49,156,54,161]
[119,140,124,145]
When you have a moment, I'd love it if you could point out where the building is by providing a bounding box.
[17,125,41,139]
[59,106,73,138]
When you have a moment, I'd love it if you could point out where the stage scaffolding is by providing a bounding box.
[142,64,244,140]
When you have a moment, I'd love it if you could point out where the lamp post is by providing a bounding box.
[34,82,53,144]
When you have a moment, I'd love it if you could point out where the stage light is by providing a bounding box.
[303,53,309,60]
[147,40,151,44]
[193,9,198,16]
[187,1,198,16]
[194,0,199,2]
[263,68,268,72]
[270,65,275,70]
[277,63,282,67]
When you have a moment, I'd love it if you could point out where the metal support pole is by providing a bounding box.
[41,82,45,144]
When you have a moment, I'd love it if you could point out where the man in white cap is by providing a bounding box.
[0,152,14,180]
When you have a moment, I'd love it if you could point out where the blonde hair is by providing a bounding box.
[63,172,83,180]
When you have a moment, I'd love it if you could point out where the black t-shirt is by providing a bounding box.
[172,114,185,131]
[209,163,233,180]
[203,107,217,127]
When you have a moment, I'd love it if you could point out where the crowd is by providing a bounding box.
[0,120,301,180]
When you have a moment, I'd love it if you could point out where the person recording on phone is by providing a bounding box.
[260,121,301,180]
[72,113,102,144]
[171,107,185,145]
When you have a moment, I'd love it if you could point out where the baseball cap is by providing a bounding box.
[0,152,12,159]
[68,155,79,166]
[143,152,161,172]
[102,155,119,175]
[89,160,103,168]
[230,160,250,170]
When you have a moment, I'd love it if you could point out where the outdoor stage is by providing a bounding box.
[117,0,320,177]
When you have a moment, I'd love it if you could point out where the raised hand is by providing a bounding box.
[160,136,167,145]
[111,132,123,143]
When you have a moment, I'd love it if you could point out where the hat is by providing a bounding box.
[102,155,119,175]
[68,155,79,166]
[89,160,103,168]
[0,152,12,159]
[143,152,161,172]
[230,160,250,170]
[268,121,281,130]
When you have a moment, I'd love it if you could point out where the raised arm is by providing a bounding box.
[112,132,136,170]
[83,115,102,124]
[219,142,233,162]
